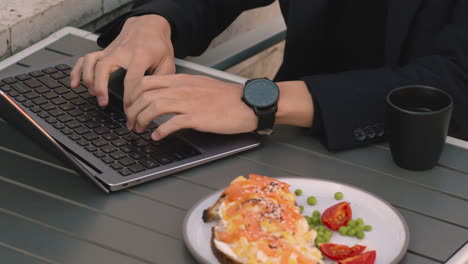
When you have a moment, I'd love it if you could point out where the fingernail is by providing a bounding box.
[152,132,160,141]
[98,96,106,106]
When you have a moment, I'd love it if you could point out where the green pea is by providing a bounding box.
[356,230,365,239]
[338,226,348,235]
[347,220,357,227]
[318,226,326,232]
[334,192,344,200]
[311,216,321,226]
[347,228,356,237]
[307,196,317,205]
[315,236,325,245]
[364,225,373,231]
[312,210,321,217]
[305,215,312,224]
[325,229,333,238]
[357,217,364,225]
[295,189,303,196]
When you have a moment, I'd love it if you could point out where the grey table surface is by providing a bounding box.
[0,29,467,264]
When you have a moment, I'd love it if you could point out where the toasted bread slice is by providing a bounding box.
[203,174,324,264]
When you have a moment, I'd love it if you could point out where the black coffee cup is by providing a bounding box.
[386,85,453,171]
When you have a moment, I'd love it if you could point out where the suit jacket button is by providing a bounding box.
[354,128,366,141]
[365,126,376,139]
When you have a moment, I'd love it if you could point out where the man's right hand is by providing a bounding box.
[70,14,175,108]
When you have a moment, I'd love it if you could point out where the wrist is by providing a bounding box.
[125,14,172,40]
[275,81,314,127]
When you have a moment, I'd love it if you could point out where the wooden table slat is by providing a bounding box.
[0,179,196,264]
[0,211,145,264]
[0,244,51,264]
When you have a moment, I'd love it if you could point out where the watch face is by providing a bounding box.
[243,79,280,108]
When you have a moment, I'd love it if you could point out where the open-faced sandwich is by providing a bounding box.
[203,174,324,264]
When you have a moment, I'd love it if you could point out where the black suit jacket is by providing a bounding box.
[98,0,468,150]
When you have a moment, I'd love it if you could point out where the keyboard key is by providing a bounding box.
[102,133,118,141]
[101,145,117,154]
[71,98,87,106]
[45,117,57,124]
[96,116,112,124]
[83,133,99,141]
[76,115,91,123]
[43,91,59,99]
[128,163,145,173]
[57,115,73,123]
[63,69,71,76]
[65,120,81,129]
[110,151,126,160]
[128,151,145,160]
[35,86,49,94]
[63,92,78,100]
[10,82,31,94]
[72,85,87,94]
[150,153,173,165]
[51,97,67,105]
[133,139,149,148]
[141,145,156,154]
[32,97,48,105]
[7,90,19,97]
[85,120,100,129]
[51,72,66,80]
[15,74,31,81]
[24,79,42,88]
[79,104,95,112]
[41,103,57,111]
[37,112,49,118]
[30,106,42,113]
[60,128,73,135]
[112,138,127,147]
[58,78,71,88]
[59,103,75,111]
[101,156,114,164]
[167,152,185,161]
[123,134,139,142]
[119,157,136,167]
[94,127,110,135]
[55,87,70,95]
[38,76,60,88]
[42,67,58,74]
[93,151,106,158]
[105,122,121,129]
[22,101,34,108]
[2,77,17,84]
[114,127,131,136]
[141,132,152,141]
[49,109,65,117]
[81,92,94,100]
[118,168,132,176]
[140,158,160,169]
[92,138,107,147]
[1,85,11,92]
[56,64,71,71]
[120,144,136,153]
[110,162,123,170]
[53,123,65,129]
[24,91,40,100]
[68,108,83,117]
[76,139,89,146]
[16,96,27,103]
[74,126,90,135]
[85,145,98,152]
[29,71,44,78]
[68,134,81,141]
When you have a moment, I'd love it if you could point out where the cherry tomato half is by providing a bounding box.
[339,250,377,264]
[321,201,352,230]
[319,243,366,260]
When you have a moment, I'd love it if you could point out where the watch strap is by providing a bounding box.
[256,107,277,135]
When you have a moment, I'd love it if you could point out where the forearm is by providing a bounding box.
[275,81,314,128]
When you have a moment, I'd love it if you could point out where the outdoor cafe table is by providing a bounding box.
[0,28,466,264]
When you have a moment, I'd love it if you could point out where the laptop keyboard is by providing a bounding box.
[0,64,201,176]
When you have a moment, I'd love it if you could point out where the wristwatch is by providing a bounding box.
[242,78,280,135]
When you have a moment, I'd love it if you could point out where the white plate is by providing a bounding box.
[183,177,410,264]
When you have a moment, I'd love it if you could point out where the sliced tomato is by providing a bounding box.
[319,243,366,260]
[339,250,376,264]
[321,201,352,230]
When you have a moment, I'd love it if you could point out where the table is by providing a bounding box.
[0,28,466,264]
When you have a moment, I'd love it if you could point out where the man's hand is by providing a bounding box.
[125,74,258,140]
[70,15,175,107]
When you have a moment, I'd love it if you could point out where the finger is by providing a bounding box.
[134,99,184,132]
[152,114,192,141]
[125,88,173,129]
[93,56,120,107]
[151,57,176,76]
[125,75,175,110]
[123,57,153,109]
[70,57,84,88]
[82,52,106,94]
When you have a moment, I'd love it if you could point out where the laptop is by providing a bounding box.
[0,57,261,193]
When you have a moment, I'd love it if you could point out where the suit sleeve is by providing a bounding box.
[97,0,274,58]
[302,1,468,150]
